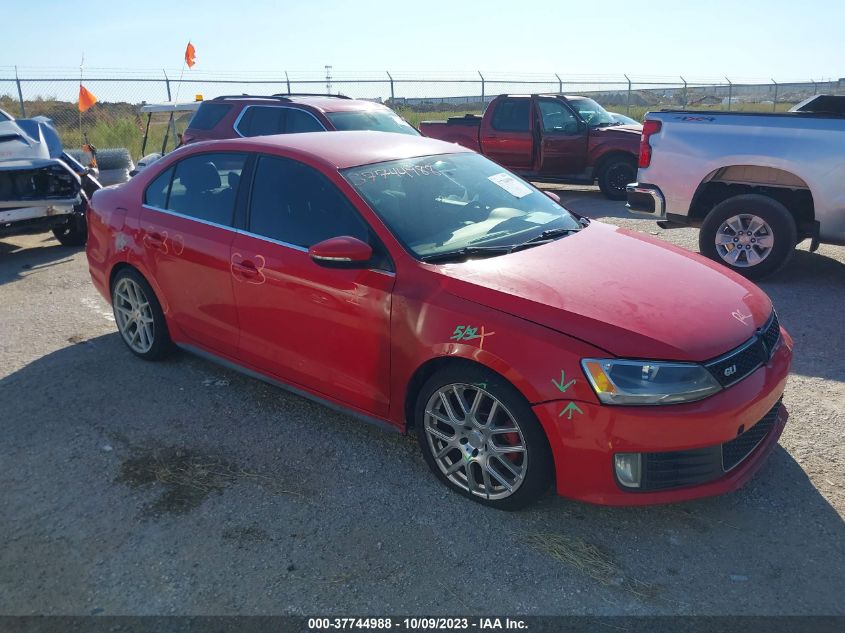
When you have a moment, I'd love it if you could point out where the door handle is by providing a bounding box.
[143,232,167,251]
[231,260,258,276]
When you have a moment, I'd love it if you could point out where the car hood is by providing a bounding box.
[593,124,642,137]
[431,222,773,361]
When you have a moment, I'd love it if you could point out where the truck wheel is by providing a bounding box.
[699,194,797,280]
[52,213,87,247]
[597,155,637,200]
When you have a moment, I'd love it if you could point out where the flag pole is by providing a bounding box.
[173,40,190,103]
[79,54,84,147]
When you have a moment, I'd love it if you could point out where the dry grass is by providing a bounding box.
[522,531,660,600]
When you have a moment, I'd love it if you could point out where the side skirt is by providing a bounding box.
[177,343,402,435]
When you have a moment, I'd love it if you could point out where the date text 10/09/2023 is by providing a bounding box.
[307,617,529,630]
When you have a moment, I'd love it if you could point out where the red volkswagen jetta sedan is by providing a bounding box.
[86,132,792,509]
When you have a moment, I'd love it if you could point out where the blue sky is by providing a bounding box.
[2,0,842,81]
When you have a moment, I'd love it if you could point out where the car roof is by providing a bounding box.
[209,95,390,114]
[189,130,472,169]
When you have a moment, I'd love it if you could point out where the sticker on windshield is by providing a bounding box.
[523,211,559,224]
[488,173,533,198]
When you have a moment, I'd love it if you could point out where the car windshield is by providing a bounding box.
[343,153,582,260]
[569,98,618,127]
[326,110,419,136]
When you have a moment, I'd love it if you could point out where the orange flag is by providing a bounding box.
[78,84,98,112]
[184,41,196,68]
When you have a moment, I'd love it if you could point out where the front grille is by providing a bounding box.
[641,446,721,491]
[636,399,783,492]
[705,311,781,387]
[722,399,782,470]
[759,311,781,354]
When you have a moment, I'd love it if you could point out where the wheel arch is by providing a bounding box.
[689,165,815,236]
[592,149,637,179]
[108,261,137,292]
[403,355,537,433]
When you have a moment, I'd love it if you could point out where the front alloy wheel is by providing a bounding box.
[415,366,553,510]
[424,384,528,501]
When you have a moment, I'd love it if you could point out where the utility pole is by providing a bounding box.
[325,65,333,95]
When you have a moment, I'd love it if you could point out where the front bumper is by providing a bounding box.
[626,182,666,219]
[533,327,793,505]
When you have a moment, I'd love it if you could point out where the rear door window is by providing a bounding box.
[164,152,248,226]
[236,106,286,137]
[491,99,530,132]
[187,103,231,130]
[286,109,325,133]
[144,167,174,208]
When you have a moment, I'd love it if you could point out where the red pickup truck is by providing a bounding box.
[420,94,641,199]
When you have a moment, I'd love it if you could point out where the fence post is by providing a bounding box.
[725,77,733,111]
[478,71,485,104]
[771,79,778,111]
[285,71,291,94]
[14,66,26,117]
[555,73,562,94]
[811,79,817,95]
[386,71,394,103]
[163,69,172,100]
[680,76,688,107]
[624,74,632,115]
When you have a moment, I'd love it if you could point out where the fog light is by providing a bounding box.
[614,453,642,488]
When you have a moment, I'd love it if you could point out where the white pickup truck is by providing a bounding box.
[626,95,845,278]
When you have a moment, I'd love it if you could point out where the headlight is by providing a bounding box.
[581,358,721,405]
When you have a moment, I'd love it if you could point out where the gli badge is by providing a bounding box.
[724,365,738,377]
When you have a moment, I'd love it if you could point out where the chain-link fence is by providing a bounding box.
[2,67,842,160]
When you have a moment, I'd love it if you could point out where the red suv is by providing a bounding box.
[181,94,419,144]
[86,132,791,509]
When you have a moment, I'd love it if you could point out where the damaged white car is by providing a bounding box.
[0,116,101,246]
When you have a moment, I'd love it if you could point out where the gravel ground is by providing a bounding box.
[0,188,843,616]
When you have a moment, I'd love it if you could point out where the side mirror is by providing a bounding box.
[543,190,561,204]
[308,235,373,268]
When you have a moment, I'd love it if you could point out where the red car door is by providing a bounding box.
[138,152,248,357]
[230,154,394,416]
[480,97,534,171]
[535,98,588,176]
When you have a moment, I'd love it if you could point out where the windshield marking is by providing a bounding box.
[350,163,442,186]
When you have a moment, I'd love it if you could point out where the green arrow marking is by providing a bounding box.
[559,402,584,420]
[552,370,576,393]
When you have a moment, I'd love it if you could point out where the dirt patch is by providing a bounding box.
[117,446,303,515]
[222,525,273,547]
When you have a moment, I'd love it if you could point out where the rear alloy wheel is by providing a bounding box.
[699,194,797,279]
[415,366,553,510]
[111,269,172,360]
[597,155,637,200]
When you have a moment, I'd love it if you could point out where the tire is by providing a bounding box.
[414,364,554,510]
[597,154,637,200]
[52,212,87,246]
[111,268,173,361]
[66,148,134,172]
[699,194,797,280]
